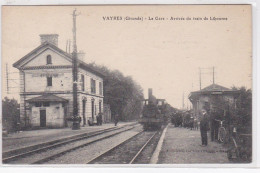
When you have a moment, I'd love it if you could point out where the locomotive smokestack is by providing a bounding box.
[148,88,153,100]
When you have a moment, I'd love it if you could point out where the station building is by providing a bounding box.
[188,83,239,118]
[13,34,105,128]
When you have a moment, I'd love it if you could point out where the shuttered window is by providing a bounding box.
[47,77,52,86]
[99,82,102,95]
[91,79,96,94]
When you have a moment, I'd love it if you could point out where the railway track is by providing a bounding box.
[3,123,139,164]
[87,127,164,164]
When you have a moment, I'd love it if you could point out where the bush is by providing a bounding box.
[2,97,20,132]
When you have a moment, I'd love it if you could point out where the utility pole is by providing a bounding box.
[6,64,9,94]
[213,66,215,84]
[199,68,201,90]
[69,40,71,53]
[66,40,68,53]
[72,9,80,130]
[182,92,184,109]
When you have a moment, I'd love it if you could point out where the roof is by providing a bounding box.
[200,83,231,92]
[191,83,231,93]
[189,83,239,100]
[27,94,68,102]
[13,42,105,78]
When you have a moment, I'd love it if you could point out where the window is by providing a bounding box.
[47,77,52,86]
[99,82,102,95]
[35,102,50,107]
[46,55,52,64]
[43,102,50,107]
[81,74,85,91]
[35,102,42,107]
[91,79,96,94]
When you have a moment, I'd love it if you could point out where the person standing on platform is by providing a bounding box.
[99,113,103,125]
[96,114,100,125]
[194,118,198,130]
[200,109,209,146]
[190,116,194,130]
[114,113,119,126]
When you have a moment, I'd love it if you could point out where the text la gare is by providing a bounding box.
[148,16,165,20]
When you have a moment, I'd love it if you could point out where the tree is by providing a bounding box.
[2,97,20,132]
[88,63,144,121]
[231,86,252,133]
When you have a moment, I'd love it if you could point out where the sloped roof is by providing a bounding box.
[200,83,231,92]
[189,83,239,101]
[13,41,105,78]
[27,94,68,102]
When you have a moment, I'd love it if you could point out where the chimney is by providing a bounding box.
[148,88,153,100]
[77,51,86,62]
[40,34,59,46]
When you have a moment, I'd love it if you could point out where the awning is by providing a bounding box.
[27,94,68,102]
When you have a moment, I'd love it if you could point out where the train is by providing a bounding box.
[139,88,169,130]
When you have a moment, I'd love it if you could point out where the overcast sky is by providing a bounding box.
[2,5,252,109]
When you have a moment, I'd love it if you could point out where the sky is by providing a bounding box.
[2,5,252,109]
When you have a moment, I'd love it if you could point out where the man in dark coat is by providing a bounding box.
[210,109,222,141]
[190,116,194,130]
[114,114,119,126]
[200,109,209,146]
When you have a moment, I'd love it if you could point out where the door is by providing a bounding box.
[40,110,46,127]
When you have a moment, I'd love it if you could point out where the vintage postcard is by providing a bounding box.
[1,4,254,166]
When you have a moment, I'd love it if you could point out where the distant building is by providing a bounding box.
[13,34,105,128]
[188,83,239,118]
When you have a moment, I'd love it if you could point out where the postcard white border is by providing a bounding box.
[0,0,259,171]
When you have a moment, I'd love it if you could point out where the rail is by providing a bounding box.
[3,123,138,164]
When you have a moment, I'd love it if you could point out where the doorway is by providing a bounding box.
[40,109,46,127]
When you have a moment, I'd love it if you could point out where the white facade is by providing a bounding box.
[13,35,104,128]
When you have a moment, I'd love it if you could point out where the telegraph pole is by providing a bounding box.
[72,9,80,130]
[66,40,68,53]
[69,40,71,53]
[6,64,9,94]
[213,66,215,84]
[199,68,201,90]
[182,92,184,109]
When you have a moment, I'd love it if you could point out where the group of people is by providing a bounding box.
[184,115,199,130]
[171,108,225,146]
[171,111,199,130]
[171,112,183,127]
[87,113,120,127]
[94,113,120,126]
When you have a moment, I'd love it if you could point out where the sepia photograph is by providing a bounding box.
[1,3,254,166]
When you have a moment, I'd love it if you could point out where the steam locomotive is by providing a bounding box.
[139,88,168,130]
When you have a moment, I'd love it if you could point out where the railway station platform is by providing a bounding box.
[157,124,230,164]
[2,122,136,153]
